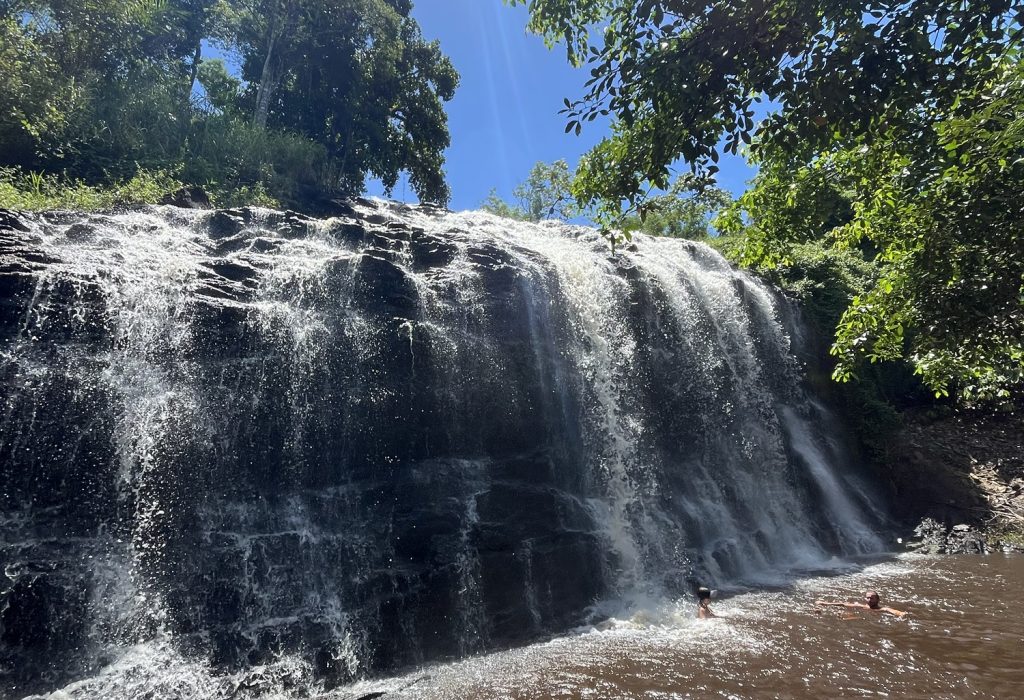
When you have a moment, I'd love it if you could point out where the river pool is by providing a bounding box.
[337,553,1024,700]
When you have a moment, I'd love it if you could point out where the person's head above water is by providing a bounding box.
[695,586,716,618]
[864,590,881,609]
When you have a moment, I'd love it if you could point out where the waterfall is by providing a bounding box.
[0,201,885,697]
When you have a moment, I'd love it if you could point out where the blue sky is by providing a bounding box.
[367,0,758,211]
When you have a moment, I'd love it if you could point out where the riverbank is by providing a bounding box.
[886,409,1024,553]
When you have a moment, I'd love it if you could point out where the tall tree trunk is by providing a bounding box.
[253,0,299,128]
[188,39,202,95]
[250,32,278,126]
[186,37,202,110]
[253,27,279,128]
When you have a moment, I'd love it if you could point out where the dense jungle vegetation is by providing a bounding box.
[0,0,458,208]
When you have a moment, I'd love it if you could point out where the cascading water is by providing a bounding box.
[0,201,885,698]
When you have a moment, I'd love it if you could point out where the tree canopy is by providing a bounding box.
[720,58,1023,402]
[512,0,1020,197]
[481,160,575,221]
[482,160,729,244]
[0,0,459,206]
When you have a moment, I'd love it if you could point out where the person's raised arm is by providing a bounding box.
[815,600,868,610]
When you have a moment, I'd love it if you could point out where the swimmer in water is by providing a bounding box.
[697,586,716,619]
[815,590,907,618]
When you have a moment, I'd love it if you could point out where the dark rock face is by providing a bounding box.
[0,203,886,697]
[0,209,31,232]
[883,410,1024,550]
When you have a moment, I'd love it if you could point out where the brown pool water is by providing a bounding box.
[339,554,1024,699]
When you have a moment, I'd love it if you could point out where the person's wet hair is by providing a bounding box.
[697,586,712,601]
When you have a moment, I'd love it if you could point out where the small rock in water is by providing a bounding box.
[946,523,988,554]
[909,518,988,554]
[909,517,948,554]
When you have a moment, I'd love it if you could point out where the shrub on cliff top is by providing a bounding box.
[0,168,182,211]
